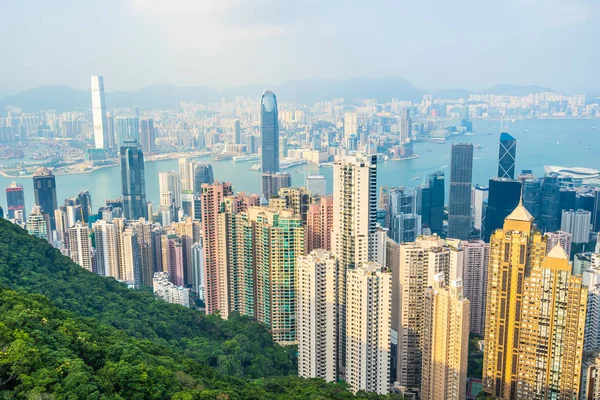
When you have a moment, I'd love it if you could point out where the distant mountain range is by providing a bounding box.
[0,78,558,112]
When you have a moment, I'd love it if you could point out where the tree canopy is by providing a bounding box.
[0,219,402,399]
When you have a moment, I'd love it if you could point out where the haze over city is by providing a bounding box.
[1,0,599,94]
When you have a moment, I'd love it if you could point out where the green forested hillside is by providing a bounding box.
[0,220,402,399]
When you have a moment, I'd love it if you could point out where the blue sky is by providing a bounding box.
[1,0,599,93]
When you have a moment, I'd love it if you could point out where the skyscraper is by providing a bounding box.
[421,276,469,400]
[261,172,291,199]
[345,261,391,395]
[427,171,445,235]
[68,222,93,272]
[515,245,587,399]
[91,76,109,149]
[344,111,358,140]
[540,173,560,232]
[480,201,586,400]
[544,230,572,259]
[159,171,182,210]
[483,178,522,241]
[6,181,25,220]
[461,240,489,335]
[32,167,58,230]
[140,118,156,153]
[232,119,241,144]
[193,163,214,194]
[332,154,377,374]
[498,132,516,179]
[115,116,140,146]
[120,140,147,221]
[297,250,338,382]
[448,144,473,240]
[400,109,412,144]
[260,90,279,174]
[161,234,185,287]
[521,178,542,221]
[472,185,489,233]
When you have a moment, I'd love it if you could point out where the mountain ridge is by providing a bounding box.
[0,78,559,112]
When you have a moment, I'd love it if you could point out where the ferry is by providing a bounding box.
[250,163,261,171]
[475,144,482,149]
[232,155,261,163]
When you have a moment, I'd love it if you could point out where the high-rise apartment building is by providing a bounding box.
[461,240,489,335]
[396,235,463,393]
[297,250,338,382]
[544,230,572,259]
[260,90,279,174]
[191,240,205,300]
[421,276,470,400]
[26,206,50,242]
[68,222,92,272]
[92,219,119,278]
[498,132,516,179]
[277,186,311,224]
[561,209,591,244]
[117,226,142,287]
[305,196,333,254]
[33,167,58,230]
[199,182,233,316]
[345,261,391,395]
[515,245,587,399]
[6,181,25,221]
[120,140,147,220]
[91,76,109,149]
[161,233,185,287]
[332,154,377,373]
[344,111,358,140]
[159,171,182,210]
[448,144,473,240]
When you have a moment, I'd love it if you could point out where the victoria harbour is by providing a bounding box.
[1,118,597,211]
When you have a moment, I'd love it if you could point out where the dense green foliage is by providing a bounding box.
[0,220,402,399]
[468,333,483,380]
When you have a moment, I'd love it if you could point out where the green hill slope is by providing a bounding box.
[0,220,402,399]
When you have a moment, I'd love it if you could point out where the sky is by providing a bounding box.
[1,0,599,94]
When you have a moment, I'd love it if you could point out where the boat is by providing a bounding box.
[232,155,260,163]
[250,163,261,171]
[411,176,419,181]
[474,144,482,149]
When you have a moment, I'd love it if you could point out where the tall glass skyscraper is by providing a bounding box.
[91,76,109,149]
[6,181,25,220]
[120,140,147,220]
[427,171,445,235]
[448,144,473,240]
[115,117,140,146]
[33,167,58,230]
[260,90,279,174]
[483,178,522,241]
[540,173,560,232]
[498,132,516,179]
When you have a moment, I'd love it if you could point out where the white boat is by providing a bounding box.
[250,163,261,171]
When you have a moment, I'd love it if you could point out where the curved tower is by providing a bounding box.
[260,90,279,174]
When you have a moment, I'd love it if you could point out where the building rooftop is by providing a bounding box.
[506,201,533,222]
[547,244,568,260]
[34,166,53,176]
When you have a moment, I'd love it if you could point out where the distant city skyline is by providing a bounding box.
[1,0,599,94]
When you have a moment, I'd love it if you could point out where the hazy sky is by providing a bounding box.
[2,0,599,93]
